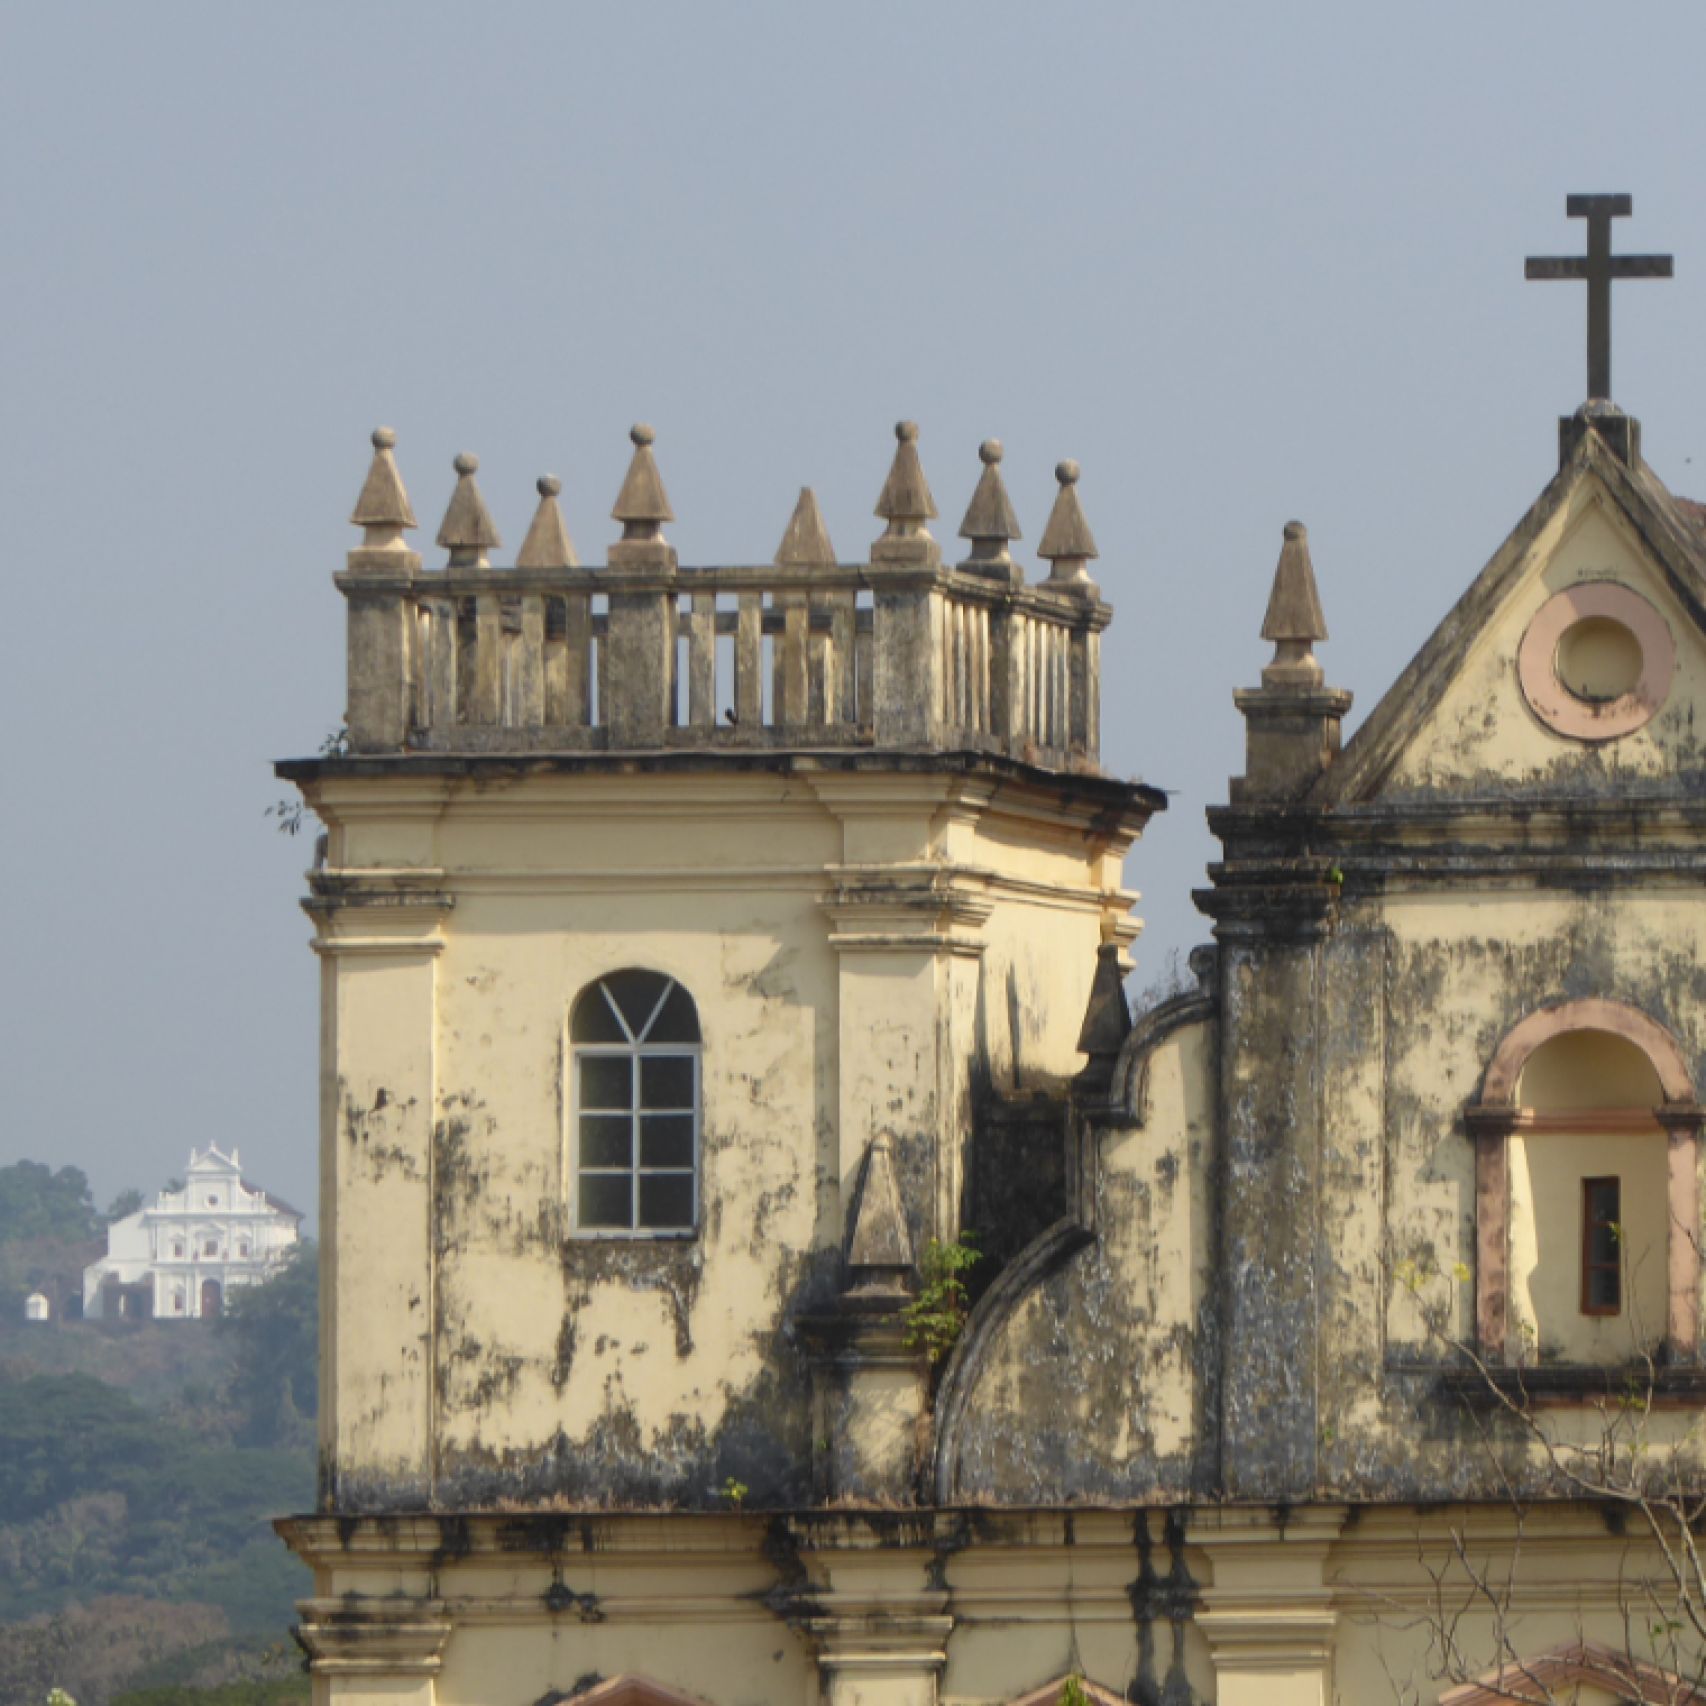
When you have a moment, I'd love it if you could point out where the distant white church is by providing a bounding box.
[83,1146,303,1320]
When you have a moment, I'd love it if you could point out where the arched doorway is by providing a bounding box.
[199,1279,223,1319]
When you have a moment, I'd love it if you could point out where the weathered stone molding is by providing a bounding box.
[294,1594,452,1679]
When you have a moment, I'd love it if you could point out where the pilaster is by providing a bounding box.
[793,1544,953,1706]
[1196,1508,1345,1706]
[296,1594,451,1705]
[807,774,994,1250]
[305,863,451,1507]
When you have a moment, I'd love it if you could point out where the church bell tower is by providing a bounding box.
[279,419,1160,1527]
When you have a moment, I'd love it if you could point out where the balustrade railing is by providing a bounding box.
[335,423,1110,770]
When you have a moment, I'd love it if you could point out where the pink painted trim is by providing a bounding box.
[1472,1001,1699,1364]
[1668,1123,1701,1357]
[1517,580,1675,742]
[1478,998,1695,1107]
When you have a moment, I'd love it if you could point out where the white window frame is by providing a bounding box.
[572,974,700,1239]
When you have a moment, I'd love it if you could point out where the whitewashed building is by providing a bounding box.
[83,1146,303,1320]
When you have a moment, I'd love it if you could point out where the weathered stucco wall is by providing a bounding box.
[949,1011,1216,1502]
[300,760,1143,1511]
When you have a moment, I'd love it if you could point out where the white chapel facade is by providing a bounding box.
[83,1145,302,1320]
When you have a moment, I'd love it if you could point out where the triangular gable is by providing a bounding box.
[540,1676,716,1706]
[189,1146,243,1176]
[1438,1638,1703,1706]
[1008,1675,1129,1706]
[1315,427,1706,806]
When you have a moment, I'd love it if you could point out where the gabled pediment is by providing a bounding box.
[1315,425,1706,807]
[1438,1638,1703,1706]
[1007,1675,1130,1706]
[541,1676,716,1706]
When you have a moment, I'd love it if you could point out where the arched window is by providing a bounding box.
[571,970,700,1235]
[1469,998,1703,1364]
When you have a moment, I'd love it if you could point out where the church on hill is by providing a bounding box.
[83,1145,302,1320]
[277,196,1706,1706]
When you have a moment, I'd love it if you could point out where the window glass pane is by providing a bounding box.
[638,1173,694,1230]
[641,1055,695,1110]
[605,969,670,1037]
[571,983,628,1042]
[579,1116,632,1169]
[1587,1264,1620,1311]
[647,981,701,1043]
[1588,1221,1619,1267]
[580,1055,633,1111]
[641,1115,695,1169]
[580,1174,633,1230]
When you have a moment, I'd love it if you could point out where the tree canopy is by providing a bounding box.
[0,1165,99,1246]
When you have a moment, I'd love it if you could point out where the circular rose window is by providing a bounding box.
[1517,581,1674,741]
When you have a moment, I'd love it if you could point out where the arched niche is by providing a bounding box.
[1467,1000,1702,1365]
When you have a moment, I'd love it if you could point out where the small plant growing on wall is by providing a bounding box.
[903,1232,981,1364]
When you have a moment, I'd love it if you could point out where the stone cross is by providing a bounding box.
[1525,194,1672,402]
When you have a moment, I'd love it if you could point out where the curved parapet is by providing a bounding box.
[933,995,1218,1503]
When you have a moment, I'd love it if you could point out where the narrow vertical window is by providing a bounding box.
[571,970,700,1235]
[1581,1176,1622,1315]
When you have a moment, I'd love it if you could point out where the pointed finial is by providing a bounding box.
[611,422,675,545]
[436,452,501,567]
[349,426,418,554]
[1076,937,1132,1091]
[872,420,941,564]
[1259,521,1328,688]
[775,487,837,567]
[517,474,580,570]
[844,1134,916,1304]
[957,439,1024,581]
[1037,459,1100,596]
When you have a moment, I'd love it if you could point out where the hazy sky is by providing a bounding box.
[4,3,1705,1218]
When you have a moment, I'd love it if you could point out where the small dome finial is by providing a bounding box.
[958,435,1023,582]
[873,419,940,563]
[610,421,675,557]
[436,451,501,566]
[517,472,579,570]
[1037,457,1099,597]
[349,425,417,553]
